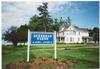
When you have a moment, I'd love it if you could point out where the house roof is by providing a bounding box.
[59,24,89,32]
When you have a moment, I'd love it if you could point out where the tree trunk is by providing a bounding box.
[45,26,46,32]
[13,42,18,47]
[44,18,47,32]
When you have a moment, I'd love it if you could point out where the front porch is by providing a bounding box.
[57,37,65,43]
[82,36,93,43]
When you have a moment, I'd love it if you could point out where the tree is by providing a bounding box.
[29,2,72,32]
[28,15,42,31]
[67,16,71,25]
[89,27,99,43]
[29,2,53,32]
[37,2,53,32]
[59,17,71,26]
[60,17,64,25]
[17,24,28,45]
[3,25,29,46]
[92,27,99,43]
[3,26,19,46]
[52,18,61,32]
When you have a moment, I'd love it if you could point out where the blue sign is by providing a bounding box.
[30,32,54,45]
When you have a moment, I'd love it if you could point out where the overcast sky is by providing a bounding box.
[2,1,99,33]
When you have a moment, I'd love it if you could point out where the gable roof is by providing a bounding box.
[59,24,89,32]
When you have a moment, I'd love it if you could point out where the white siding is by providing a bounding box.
[57,25,89,43]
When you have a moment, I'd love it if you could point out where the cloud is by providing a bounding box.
[2,1,84,32]
[48,2,69,13]
[2,2,41,32]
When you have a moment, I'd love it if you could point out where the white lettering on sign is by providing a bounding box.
[37,37,48,40]
[32,34,52,41]
[33,34,52,38]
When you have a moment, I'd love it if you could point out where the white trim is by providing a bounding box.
[30,44,54,46]
[27,29,30,62]
[30,32,55,45]
[54,31,57,59]
[30,31,54,34]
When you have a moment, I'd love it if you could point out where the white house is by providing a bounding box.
[57,24,90,43]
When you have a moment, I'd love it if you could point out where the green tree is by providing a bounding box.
[52,18,61,32]
[28,15,43,31]
[89,27,99,43]
[3,26,19,46]
[37,2,53,32]
[59,17,71,26]
[60,17,63,25]
[67,16,71,25]
[92,27,99,43]
[3,25,29,46]
[17,24,28,45]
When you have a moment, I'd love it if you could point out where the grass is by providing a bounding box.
[2,44,99,69]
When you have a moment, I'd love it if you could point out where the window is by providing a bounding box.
[70,37,72,42]
[61,37,64,41]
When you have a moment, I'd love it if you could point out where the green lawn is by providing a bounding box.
[2,44,99,69]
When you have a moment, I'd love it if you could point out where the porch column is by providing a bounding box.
[86,38,89,43]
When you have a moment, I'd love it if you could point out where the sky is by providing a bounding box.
[2,1,99,33]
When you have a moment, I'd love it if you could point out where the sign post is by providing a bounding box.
[54,31,57,59]
[27,30,57,62]
[27,29,30,62]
